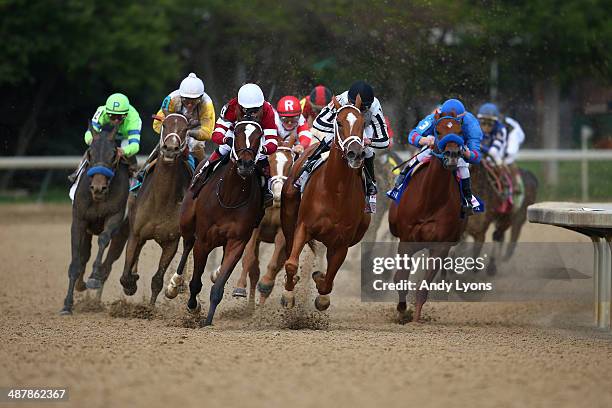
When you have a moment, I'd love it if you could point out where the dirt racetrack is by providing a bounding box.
[1,204,611,408]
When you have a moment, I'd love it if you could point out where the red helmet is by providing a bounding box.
[277,96,301,117]
[309,85,333,109]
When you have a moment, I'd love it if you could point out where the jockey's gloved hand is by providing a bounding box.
[223,136,234,147]
[462,147,473,160]
[186,129,200,139]
[188,119,200,128]
[292,144,305,154]
[419,136,436,147]
[259,145,268,156]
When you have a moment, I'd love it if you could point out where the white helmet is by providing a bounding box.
[237,83,264,108]
[179,73,204,98]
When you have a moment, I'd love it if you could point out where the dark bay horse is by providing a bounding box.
[166,120,265,326]
[281,96,370,311]
[118,113,191,304]
[61,126,129,314]
[232,142,295,306]
[388,113,467,322]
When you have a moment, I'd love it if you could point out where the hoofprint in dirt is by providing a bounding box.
[0,204,610,408]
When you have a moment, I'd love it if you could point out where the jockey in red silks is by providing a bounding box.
[275,95,313,155]
[300,85,333,128]
[206,83,279,202]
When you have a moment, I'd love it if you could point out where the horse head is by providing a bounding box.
[269,139,294,207]
[333,95,365,169]
[159,113,188,163]
[87,125,120,201]
[232,120,263,178]
[433,112,464,171]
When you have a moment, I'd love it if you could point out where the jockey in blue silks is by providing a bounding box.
[477,102,506,166]
[391,98,483,214]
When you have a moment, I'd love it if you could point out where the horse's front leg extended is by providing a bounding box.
[150,238,180,306]
[119,234,145,296]
[61,219,91,315]
[282,222,309,308]
[88,212,124,287]
[165,235,195,299]
[233,229,259,299]
[202,239,247,326]
[413,247,449,323]
[312,245,348,311]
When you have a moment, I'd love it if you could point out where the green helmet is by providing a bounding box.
[105,93,130,115]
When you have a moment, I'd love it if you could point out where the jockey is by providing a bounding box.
[68,93,142,187]
[275,95,313,155]
[300,85,333,129]
[477,103,506,166]
[393,98,482,214]
[295,80,389,198]
[138,73,214,177]
[206,83,279,202]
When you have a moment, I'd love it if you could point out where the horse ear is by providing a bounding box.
[355,94,362,110]
[332,96,341,110]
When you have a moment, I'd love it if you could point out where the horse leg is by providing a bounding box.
[93,218,129,299]
[246,238,261,309]
[234,230,258,299]
[413,247,448,323]
[119,232,145,296]
[282,222,309,308]
[150,238,180,306]
[61,220,90,315]
[258,229,286,305]
[505,211,527,260]
[395,242,419,315]
[75,233,92,292]
[166,235,195,299]
[88,212,124,288]
[187,239,211,313]
[202,240,247,326]
[312,245,348,311]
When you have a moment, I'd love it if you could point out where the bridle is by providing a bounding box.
[333,104,364,157]
[86,133,122,179]
[231,120,262,161]
[159,113,188,152]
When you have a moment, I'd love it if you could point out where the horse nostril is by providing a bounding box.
[347,151,356,160]
[100,185,108,193]
[173,146,179,152]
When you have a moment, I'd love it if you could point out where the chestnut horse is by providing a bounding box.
[118,114,191,305]
[388,113,467,322]
[232,141,295,306]
[166,120,265,326]
[281,96,370,311]
[62,126,130,314]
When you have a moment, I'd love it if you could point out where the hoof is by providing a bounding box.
[257,281,274,297]
[165,273,184,299]
[397,301,407,313]
[280,290,295,309]
[312,270,324,281]
[232,287,247,298]
[210,266,221,283]
[59,308,72,316]
[75,280,87,292]
[314,295,330,311]
[120,274,139,296]
[187,301,201,315]
[199,318,213,327]
[86,278,103,290]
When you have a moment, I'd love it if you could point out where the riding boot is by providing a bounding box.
[461,177,474,216]
[68,151,88,183]
[364,155,377,195]
[293,139,330,188]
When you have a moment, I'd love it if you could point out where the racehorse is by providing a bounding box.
[466,162,538,265]
[232,138,295,306]
[388,112,467,322]
[61,125,130,314]
[166,120,265,326]
[118,113,191,305]
[281,95,370,311]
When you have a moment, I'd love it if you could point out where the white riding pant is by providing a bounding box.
[504,129,523,164]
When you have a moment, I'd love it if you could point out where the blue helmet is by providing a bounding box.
[477,103,500,120]
[440,99,465,117]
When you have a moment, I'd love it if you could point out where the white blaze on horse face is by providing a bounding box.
[243,123,257,149]
[345,112,358,135]
[275,152,288,178]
